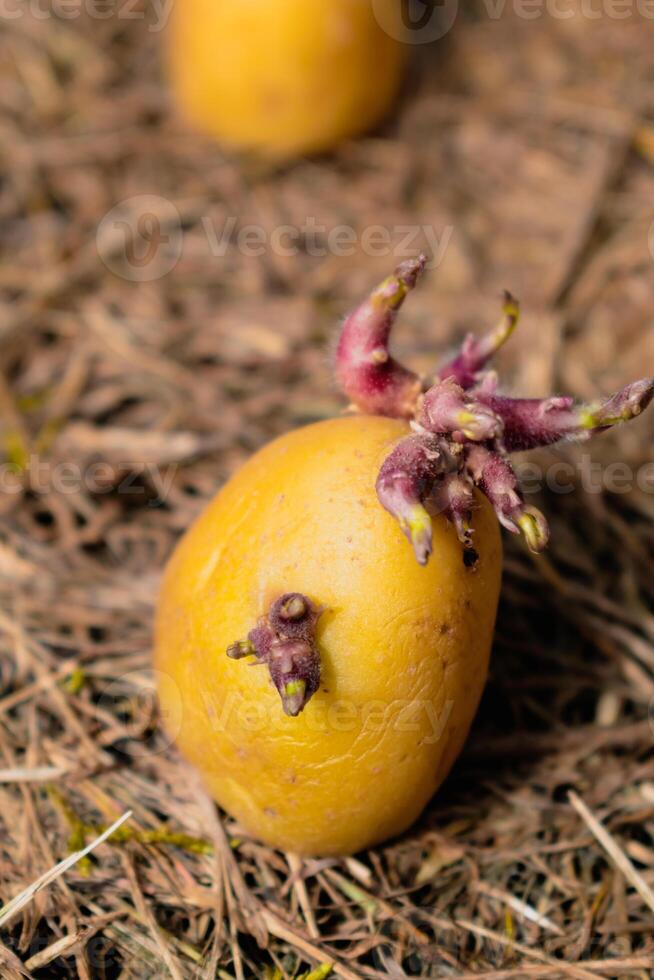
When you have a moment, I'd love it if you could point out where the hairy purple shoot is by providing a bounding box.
[335,256,426,419]
[334,259,653,566]
[227,593,322,716]
[465,445,549,552]
[376,433,451,565]
[479,379,654,452]
[437,291,520,390]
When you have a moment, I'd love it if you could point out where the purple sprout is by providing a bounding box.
[336,257,653,566]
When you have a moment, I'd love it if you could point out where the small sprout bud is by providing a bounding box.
[584,378,654,430]
[400,504,433,566]
[393,255,428,290]
[517,507,550,553]
[278,594,308,621]
[270,593,321,638]
[420,380,503,442]
[226,639,256,660]
[455,406,503,442]
[500,290,520,324]
[227,595,323,716]
[281,679,307,717]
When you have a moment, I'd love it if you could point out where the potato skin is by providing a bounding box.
[166,0,407,158]
[155,416,502,855]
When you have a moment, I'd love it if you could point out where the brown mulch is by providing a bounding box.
[1,3,654,977]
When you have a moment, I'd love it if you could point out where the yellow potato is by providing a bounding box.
[155,415,502,855]
[166,0,408,158]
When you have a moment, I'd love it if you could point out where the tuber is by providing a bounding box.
[166,0,408,159]
[155,257,653,855]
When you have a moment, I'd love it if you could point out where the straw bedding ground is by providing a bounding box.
[0,3,653,977]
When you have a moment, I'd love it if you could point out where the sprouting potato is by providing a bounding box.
[156,258,653,855]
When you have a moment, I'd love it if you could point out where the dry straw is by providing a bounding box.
[1,2,654,976]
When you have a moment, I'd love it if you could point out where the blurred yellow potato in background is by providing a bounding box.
[167,0,408,158]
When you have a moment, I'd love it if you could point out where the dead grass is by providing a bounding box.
[0,2,654,977]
